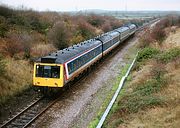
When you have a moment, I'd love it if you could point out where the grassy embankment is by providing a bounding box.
[103,17,180,128]
[88,16,180,128]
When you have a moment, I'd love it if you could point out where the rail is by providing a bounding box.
[0,96,59,128]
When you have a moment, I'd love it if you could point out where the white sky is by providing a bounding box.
[0,0,180,11]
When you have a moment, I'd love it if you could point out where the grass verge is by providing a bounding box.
[88,64,130,128]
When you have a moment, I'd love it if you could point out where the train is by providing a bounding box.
[33,23,137,93]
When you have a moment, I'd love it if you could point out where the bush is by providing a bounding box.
[137,47,159,62]
[0,54,5,76]
[2,32,32,58]
[151,26,166,43]
[28,12,50,34]
[31,44,56,57]
[0,16,8,37]
[0,5,13,18]
[87,14,105,28]
[139,22,167,47]
[101,21,112,32]
[48,21,69,50]
[77,19,96,40]
[139,30,154,48]
[3,34,24,57]
[157,47,180,63]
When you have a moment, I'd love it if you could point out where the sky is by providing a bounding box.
[0,0,180,11]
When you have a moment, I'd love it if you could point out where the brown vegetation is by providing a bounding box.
[0,58,32,104]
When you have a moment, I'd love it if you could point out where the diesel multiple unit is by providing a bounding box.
[33,23,137,89]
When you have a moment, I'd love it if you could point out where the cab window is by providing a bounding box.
[36,65,60,78]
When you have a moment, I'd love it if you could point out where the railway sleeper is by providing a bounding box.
[11,121,24,126]
[20,116,32,120]
[27,113,36,117]
[28,110,38,114]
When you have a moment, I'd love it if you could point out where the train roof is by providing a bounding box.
[128,24,137,29]
[36,39,102,64]
[96,31,119,43]
[108,31,120,38]
[115,26,129,33]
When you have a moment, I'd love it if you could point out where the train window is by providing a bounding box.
[67,46,102,75]
[51,66,60,78]
[36,65,43,77]
[36,65,60,78]
[44,66,51,78]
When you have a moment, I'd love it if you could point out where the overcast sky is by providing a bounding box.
[1,0,180,11]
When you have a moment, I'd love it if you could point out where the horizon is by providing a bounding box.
[1,0,180,12]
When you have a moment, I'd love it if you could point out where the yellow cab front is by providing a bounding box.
[33,63,64,87]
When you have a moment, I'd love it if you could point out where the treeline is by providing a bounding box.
[0,5,124,59]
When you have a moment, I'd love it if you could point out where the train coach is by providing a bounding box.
[33,23,137,92]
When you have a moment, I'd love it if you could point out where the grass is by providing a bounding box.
[0,58,32,105]
[88,64,130,128]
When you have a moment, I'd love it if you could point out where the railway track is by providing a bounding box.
[0,96,59,128]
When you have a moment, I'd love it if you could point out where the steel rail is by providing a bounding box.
[0,96,43,128]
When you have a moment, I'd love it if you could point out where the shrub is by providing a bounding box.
[137,47,159,62]
[29,14,49,34]
[0,54,5,76]
[158,18,171,28]
[151,26,166,43]
[87,14,105,28]
[134,80,161,96]
[0,5,13,18]
[19,32,33,59]
[48,21,69,50]
[157,47,180,63]
[101,21,112,32]
[31,44,56,57]
[77,19,96,40]
[139,30,154,48]
[0,16,8,37]
[70,34,84,45]
[109,17,123,30]
[3,33,24,57]
[2,32,33,58]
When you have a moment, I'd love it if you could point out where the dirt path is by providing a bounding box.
[33,37,138,128]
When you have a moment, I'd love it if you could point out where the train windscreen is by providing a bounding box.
[35,65,60,78]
